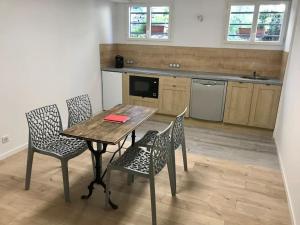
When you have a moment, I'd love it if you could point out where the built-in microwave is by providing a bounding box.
[129,76,159,99]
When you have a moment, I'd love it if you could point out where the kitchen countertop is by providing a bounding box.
[102,67,282,85]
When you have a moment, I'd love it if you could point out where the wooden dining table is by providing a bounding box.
[61,104,157,209]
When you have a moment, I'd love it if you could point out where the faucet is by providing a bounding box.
[253,71,257,79]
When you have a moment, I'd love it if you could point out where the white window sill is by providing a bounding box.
[127,37,172,42]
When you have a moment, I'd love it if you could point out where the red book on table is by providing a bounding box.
[104,114,130,123]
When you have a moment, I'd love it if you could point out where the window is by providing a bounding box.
[226,1,288,44]
[256,4,286,42]
[150,7,170,39]
[129,5,170,40]
[129,6,147,39]
[227,5,255,41]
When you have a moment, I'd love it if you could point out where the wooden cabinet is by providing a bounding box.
[158,76,191,116]
[122,73,191,117]
[248,84,281,129]
[224,81,281,129]
[122,73,281,129]
[224,82,253,125]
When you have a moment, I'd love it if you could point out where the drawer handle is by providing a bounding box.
[172,85,176,87]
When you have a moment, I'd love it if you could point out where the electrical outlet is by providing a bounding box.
[126,59,134,64]
[1,136,9,144]
[169,63,181,68]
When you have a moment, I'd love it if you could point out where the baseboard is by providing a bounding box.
[0,143,27,160]
[274,139,296,225]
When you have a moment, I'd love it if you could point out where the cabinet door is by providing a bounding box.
[224,82,253,125]
[248,84,281,129]
[158,87,188,116]
[129,96,158,108]
[158,77,191,116]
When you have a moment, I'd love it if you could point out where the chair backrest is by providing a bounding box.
[171,107,187,150]
[150,122,173,175]
[26,104,62,150]
[66,94,92,128]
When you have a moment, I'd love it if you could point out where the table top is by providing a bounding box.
[62,104,157,145]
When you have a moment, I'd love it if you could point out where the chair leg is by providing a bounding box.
[181,138,188,171]
[61,160,71,203]
[127,174,134,185]
[149,176,157,225]
[105,166,111,208]
[25,149,34,190]
[167,158,176,196]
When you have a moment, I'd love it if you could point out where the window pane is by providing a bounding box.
[256,4,286,42]
[231,5,255,13]
[130,6,147,13]
[130,14,147,24]
[129,6,147,39]
[150,6,170,39]
[130,24,147,38]
[227,5,255,41]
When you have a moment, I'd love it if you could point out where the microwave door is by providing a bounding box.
[129,76,159,98]
[135,81,150,94]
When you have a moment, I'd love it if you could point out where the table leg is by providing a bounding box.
[131,130,136,147]
[81,142,118,209]
[96,143,102,177]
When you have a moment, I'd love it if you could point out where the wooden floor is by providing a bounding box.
[138,119,279,170]
[0,141,291,225]
[152,114,274,139]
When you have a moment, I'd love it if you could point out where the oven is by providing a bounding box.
[129,75,159,98]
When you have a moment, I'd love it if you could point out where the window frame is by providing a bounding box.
[224,0,290,46]
[127,3,172,41]
[128,5,149,40]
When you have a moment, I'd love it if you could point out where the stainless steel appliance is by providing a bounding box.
[190,79,227,122]
[129,75,159,98]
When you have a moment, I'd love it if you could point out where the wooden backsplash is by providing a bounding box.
[100,44,285,79]
[280,51,289,80]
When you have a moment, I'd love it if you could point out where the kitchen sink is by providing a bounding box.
[241,75,270,80]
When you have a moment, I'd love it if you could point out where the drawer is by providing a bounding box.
[129,96,159,108]
[160,76,190,89]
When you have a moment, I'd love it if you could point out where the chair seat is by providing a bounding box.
[111,146,151,175]
[135,130,159,147]
[36,135,87,158]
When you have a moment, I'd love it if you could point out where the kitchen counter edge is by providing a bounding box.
[101,67,282,86]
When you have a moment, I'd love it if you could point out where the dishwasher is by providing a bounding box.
[190,79,227,122]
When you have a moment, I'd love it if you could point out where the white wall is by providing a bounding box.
[274,0,300,224]
[97,0,115,43]
[0,0,112,158]
[284,0,299,51]
[113,0,286,50]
